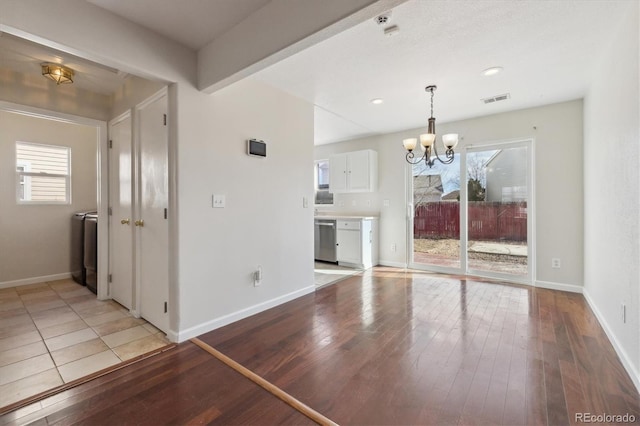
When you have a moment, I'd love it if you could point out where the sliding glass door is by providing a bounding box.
[409,140,533,283]
[466,143,531,281]
[410,155,461,271]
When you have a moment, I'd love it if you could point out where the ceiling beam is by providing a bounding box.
[197,0,408,94]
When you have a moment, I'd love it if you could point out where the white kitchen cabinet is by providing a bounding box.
[336,218,378,269]
[329,150,377,193]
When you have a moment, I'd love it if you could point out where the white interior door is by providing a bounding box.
[136,92,169,332]
[108,114,133,309]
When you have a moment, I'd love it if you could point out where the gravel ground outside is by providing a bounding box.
[414,238,528,266]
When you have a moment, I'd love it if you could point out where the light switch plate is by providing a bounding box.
[213,194,226,208]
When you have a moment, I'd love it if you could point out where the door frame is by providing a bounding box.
[0,101,109,299]
[407,137,536,285]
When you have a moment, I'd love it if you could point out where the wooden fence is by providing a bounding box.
[414,202,527,241]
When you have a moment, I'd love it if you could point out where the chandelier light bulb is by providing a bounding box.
[402,138,417,151]
[419,133,435,148]
[442,133,459,150]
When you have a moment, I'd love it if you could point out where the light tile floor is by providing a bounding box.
[0,279,170,409]
[314,261,361,288]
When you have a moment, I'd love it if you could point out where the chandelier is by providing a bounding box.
[403,85,458,167]
[41,63,74,85]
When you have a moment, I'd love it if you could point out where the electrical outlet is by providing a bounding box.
[391,243,397,252]
[254,266,262,287]
[303,196,308,208]
[212,194,226,208]
[551,258,561,268]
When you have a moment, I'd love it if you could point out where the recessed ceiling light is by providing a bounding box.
[371,98,384,105]
[482,66,503,76]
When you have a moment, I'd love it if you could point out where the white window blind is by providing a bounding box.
[16,142,71,204]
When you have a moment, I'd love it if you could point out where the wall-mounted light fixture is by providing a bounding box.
[41,63,74,85]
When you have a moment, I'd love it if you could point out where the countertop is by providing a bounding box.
[314,214,379,220]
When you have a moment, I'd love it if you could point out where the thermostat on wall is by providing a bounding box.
[247,139,266,158]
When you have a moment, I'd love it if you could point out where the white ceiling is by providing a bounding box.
[1,1,631,145]
[0,33,128,95]
[251,0,630,144]
[87,0,272,50]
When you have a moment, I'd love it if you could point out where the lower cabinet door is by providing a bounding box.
[337,229,361,265]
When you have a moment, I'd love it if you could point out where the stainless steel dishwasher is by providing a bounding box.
[314,219,337,262]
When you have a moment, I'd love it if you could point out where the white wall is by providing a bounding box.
[316,100,584,288]
[584,2,639,388]
[0,110,97,285]
[176,78,315,338]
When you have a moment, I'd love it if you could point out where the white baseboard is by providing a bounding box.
[176,285,316,342]
[535,280,583,294]
[377,260,408,268]
[582,288,640,392]
[166,329,179,343]
[0,272,72,289]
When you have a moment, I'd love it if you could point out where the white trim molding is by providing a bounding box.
[0,272,72,289]
[535,280,583,294]
[583,288,640,392]
[175,286,316,343]
[378,260,408,268]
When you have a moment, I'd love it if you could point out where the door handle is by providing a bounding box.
[135,220,144,227]
[120,218,130,225]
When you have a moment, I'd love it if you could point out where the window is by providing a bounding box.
[314,159,333,205]
[16,142,71,204]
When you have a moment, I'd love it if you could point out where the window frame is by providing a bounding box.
[15,141,72,205]
[314,159,333,206]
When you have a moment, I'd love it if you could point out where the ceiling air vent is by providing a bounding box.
[482,93,511,104]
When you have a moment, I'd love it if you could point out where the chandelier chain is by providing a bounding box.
[430,89,434,118]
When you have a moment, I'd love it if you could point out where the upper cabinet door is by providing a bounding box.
[329,153,348,193]
[348,150,373,192]
[328,150,377,193]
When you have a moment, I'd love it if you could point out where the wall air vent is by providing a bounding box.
[482,93,511,104]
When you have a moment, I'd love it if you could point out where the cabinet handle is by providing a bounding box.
[120,218,130,225]
[135,220,144,227]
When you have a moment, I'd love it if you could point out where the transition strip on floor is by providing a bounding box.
[0,343,177,417]
[190,337,338,426]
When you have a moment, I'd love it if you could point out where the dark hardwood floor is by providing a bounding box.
[2,267,638,425]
